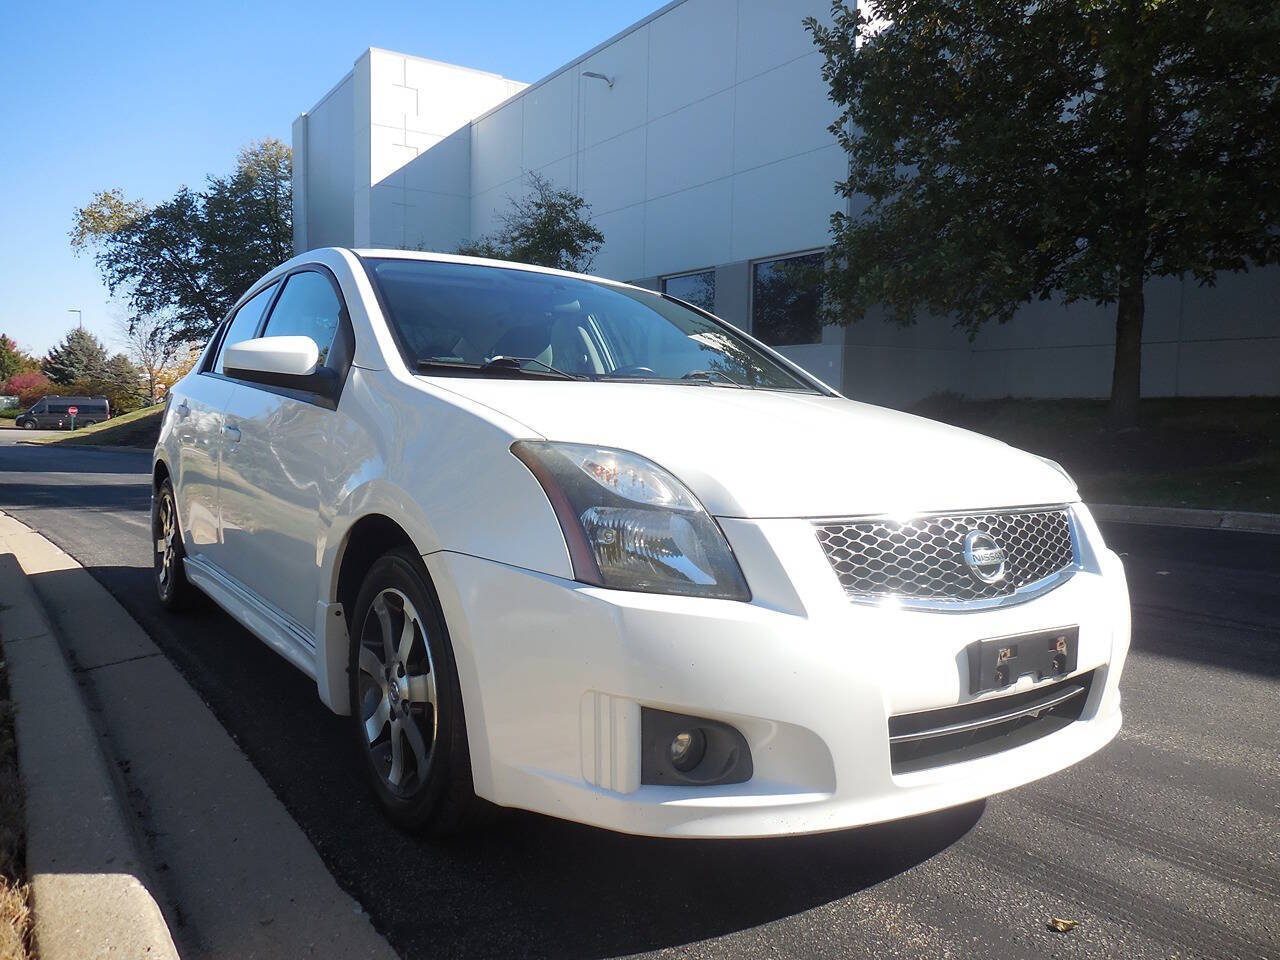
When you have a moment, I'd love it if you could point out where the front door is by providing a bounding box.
[176,280,281,567]
[216,268,348,633]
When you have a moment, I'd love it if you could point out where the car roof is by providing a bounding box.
[348,248,648,295]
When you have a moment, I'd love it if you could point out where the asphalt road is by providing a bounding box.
[0,442,1276,960]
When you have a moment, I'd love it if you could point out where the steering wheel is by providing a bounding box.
[608,365,657,377]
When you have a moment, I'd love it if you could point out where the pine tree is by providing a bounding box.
[43,328,109,386]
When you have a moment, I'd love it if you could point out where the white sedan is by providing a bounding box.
[153,248,1129,837]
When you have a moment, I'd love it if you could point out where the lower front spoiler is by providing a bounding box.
[487,706,1121,839]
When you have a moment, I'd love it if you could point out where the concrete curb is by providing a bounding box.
[0,511,398,959]
[1092,503,1280,535]
[0,515,180,960]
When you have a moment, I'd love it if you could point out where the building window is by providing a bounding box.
[751,252,825,346]
[662,270,716,313]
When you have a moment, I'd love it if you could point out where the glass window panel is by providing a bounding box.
[261,272,343,365]
[213,282,278,375]
[662,270,716,313]
[751,253,825,346]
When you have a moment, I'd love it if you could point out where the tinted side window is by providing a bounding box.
[261,272,342,365]
[751,253,825,346]
[49,403,70,414]
[214,282,279,375]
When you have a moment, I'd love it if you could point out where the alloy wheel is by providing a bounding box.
[155,490,177,588]
[357,588,438,795]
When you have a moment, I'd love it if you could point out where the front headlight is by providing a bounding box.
[511,441,750,601]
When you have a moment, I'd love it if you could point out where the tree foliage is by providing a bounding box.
[807,0,1280,426]
[0,335,38,385]
[71,139,292,343]
[458,171,605,272]
[43,328,109,385]
[3,370,51,408]
[116,313,182,404]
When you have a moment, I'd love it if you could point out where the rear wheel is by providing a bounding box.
[348,549,484,835]
[152,479,195,611]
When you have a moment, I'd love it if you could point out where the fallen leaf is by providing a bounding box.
[1048,917,1079,933]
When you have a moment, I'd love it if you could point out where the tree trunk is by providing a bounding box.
[1108,276,1144,430]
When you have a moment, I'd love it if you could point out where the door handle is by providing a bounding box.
[223,424,241,442]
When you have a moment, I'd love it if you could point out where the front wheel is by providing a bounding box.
[152,479,195,611]
[20,421,34,430]
[348,549,485,835]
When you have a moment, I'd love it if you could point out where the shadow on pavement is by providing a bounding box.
[67,562,981,960]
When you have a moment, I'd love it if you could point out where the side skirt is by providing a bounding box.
[183,555,317,680]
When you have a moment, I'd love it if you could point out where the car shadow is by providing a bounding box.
[67,562,982,960]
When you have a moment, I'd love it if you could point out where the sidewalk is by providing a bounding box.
[1092,503,1280,535]
[0,511,396,959]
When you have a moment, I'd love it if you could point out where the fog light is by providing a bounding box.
[669,728,706,772]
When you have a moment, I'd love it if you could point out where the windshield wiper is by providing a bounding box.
[415,356,581,380]
[481,355,582,380]
[681,369,746,387]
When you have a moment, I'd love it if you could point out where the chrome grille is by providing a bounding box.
[814,508,1076,606]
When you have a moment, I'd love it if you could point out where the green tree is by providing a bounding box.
[458,171,605,272]
[807,1,1280,428]
[43,328,109,385]
[71,139,292,343]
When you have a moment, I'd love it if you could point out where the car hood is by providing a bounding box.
[425,378,1077,518]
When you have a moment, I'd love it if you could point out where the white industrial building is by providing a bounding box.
[292,0,1279,405]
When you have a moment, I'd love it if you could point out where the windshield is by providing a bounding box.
[362,258,820,392]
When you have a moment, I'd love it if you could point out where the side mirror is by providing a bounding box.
[223,336,319,377]
[222,336,338,399]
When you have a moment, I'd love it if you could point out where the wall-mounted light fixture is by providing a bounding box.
[581,71,614,88]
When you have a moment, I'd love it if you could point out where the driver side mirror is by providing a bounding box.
[222,336,338,400]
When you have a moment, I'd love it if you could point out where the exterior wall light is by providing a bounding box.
[581,71,614,87]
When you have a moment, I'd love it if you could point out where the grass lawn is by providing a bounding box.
[28,405,164,449]
[0,666,30,959]
[911,396,1279,513]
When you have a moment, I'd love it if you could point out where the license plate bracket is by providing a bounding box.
[966,626,1079,695]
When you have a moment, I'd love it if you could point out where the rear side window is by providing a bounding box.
[261,272,342,365]
[214,282,279,375]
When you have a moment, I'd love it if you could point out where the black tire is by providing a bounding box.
[20,421,34,430]
[348,548,486,836]
[152,479,196,611]
[79,420,96,429]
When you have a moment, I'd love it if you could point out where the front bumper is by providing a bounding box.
[427,505,1129,838]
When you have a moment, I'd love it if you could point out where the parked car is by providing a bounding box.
[16,395,110,430]
[152,248,1130,837]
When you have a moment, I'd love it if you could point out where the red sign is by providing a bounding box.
[68,406,78,416]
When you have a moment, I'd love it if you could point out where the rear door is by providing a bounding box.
[171,282,279,565]
[217,267,353,632]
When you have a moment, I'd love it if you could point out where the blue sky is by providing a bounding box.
[0,0,660,355]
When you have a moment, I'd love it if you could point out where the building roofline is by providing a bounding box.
[298,67,354,120]
[467,0,691,127]
[365,46,522,84]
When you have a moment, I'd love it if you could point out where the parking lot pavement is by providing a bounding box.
[0,442,1276,960]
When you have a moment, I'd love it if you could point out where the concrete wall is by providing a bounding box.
[463,0,844,283]
[294,49,525,254]
[841,268,1280,406]
[292,73,356,252]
